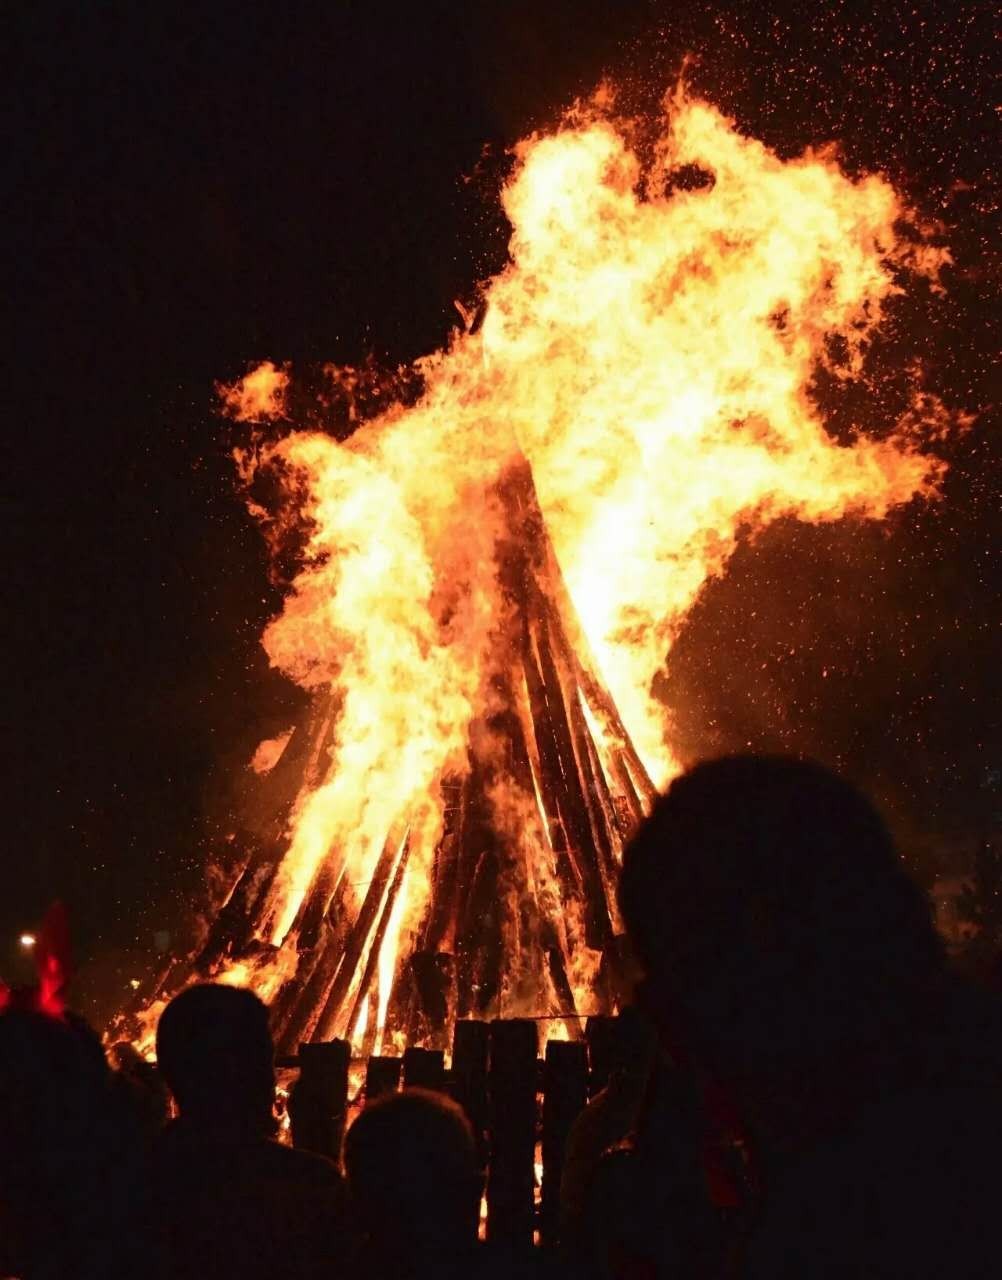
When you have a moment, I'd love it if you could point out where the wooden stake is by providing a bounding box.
[365,1054,402,1102]
[541,1039,589,1247]
[452,1019,489,1158]
[402,1046,446,1092]
[291,1039,349,1162]
[487,1019,538,1247]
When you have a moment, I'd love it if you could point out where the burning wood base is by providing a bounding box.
[133,457,652,1055]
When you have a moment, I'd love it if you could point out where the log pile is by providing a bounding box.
[136,456,654,1055]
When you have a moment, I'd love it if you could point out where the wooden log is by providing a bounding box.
[454,778,504,1019]
[311,829,404,1043]
[537,571,656,812]
[344,837,411,1043]
[419,775,466,953]
[487,1019,538,1248]
[521,626,583,897]
[529,612,616,953]
[451,1019,489,1159]
[402,1046,446,1092]
[411,951,455,1051]
[365,1055,402,1102]
[191,838,284,973]
[271,874,354,1051]
[286,853,345,952]
[507,659,584,1021]
[380,961,416,1054]
[499,453,654,811]
[359,989,379,1060]
[466,862,504,1018]
[567,681,623,890]
[247,696,337,848]
[584,1015,618,1097]
[202,697,339,968]
[543,941,578,1018]
[541,1039,589,1247]
[290,1039,350,1161]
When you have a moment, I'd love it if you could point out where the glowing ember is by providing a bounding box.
[133,87,953,1054]
[249,729,295,776]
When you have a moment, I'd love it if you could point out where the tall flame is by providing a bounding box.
[213,89,949,1046]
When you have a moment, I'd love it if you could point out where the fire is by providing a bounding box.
[159,88,951,1053]
[249,728,294,776]
[219,360,289,422]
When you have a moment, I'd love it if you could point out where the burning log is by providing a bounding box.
[311,830,409,1045]
[566,690,621,901]
[194,700,341,968]
[343,836,411,1046]
[529,611,615,953]
[453,770,506,1019]
[130,455,654,1053]
[417,776,465,954]
[410,951,455,1050]
[269,875,354,1050]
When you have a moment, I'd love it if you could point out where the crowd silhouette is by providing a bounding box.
[2,755,1000,1278]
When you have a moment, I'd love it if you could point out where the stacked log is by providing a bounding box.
[130,453,654,1058]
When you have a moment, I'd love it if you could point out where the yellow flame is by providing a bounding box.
[216,89,951,1043]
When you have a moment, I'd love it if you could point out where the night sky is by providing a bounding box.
[7,2,998,990]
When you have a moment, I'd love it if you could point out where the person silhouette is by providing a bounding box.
[618,755,1002,1278]
[559,1006,657,1253]
[0,1006,149,1279]
[152,983,347,1280]
[344,1087,490,1279]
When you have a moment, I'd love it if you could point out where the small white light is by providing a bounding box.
[19,933,36,949]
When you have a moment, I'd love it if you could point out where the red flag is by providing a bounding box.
[35,901,71,1016]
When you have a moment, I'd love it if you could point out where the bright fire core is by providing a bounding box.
[150,89,953,1055]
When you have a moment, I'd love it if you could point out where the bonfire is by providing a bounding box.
[129,87,952,1056]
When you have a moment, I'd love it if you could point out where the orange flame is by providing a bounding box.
[212,89,950,1045]
[219,360,290,421]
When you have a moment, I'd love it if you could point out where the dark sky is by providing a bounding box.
[6,1,999,979]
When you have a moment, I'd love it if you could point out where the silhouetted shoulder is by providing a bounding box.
[746,1083,1002,1279]
[154,1119,343,1188]
[240,1135,343,1185]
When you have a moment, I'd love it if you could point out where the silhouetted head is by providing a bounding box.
[344,1088,481,1258]
[0,1008,109,1183]
[619,756,944,1096]
[156,984,274,1131]
[0,1009,144,1278]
